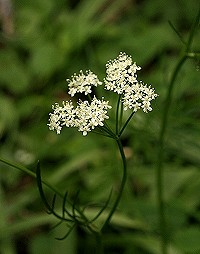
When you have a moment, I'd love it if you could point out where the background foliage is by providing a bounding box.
[0,0,200,253]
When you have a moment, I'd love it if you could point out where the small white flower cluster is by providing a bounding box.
[48,101,76,134]
[48,70,109,136]
[67,70,102,97]
[104,52,141,94]
[48,52,158,136]
[123,82,158,112]
[48,96,111,136]
[75,96,112,136]
[104,52,158,113]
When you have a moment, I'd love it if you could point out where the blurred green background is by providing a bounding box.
[0,0,200,253]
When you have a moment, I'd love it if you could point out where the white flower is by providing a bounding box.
[75,96,112,136]
[48,52,158,136]
[47,101,76,134]
[104,52,158,113]
[104,52,141,94]
[47,97,111,136]
[123,82,158,113]
[67,70,102,97]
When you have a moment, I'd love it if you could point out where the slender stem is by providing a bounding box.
[156,55,187,254]
[0,157,62,197]
[102,137,127,230]
[95,125,114,138]
[157,7,200,253]
[119,98,124,130]
[186,6,200,52]
[118,111,135,137]
[87,94,92,101]
[0,157,92,230]
[92,130,115,139]
[103,122,115,138]
[168,20,186,46]
[116,95,122,134]
[94,232,104,254]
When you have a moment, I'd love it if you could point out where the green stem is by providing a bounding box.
[0,157,92,231]
[157,7,200,253]
[119,98,124,130]
[118,111,135,137]
[116,95,122,135]
[94,232,104,254]
[102,137,127,230]
[186,6,200,52]
[0,157,62,197]
[103,122,116,138]
[156,55,187,254]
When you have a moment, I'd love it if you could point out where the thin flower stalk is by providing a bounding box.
[102,137,127,230]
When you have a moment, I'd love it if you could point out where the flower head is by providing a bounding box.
[75,96,112,136]
[104,52,141,94]
[48,52,158,136]
[67,70,102,97]
[47,100,76,134]
[123,82,158,113]
[47,101,76,134]
[104,52,158,113]
[48,97,111,136]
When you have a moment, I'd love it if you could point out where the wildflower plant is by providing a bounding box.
[0,6,199,253]
[44,52,158,240]
[48,52,158,137]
